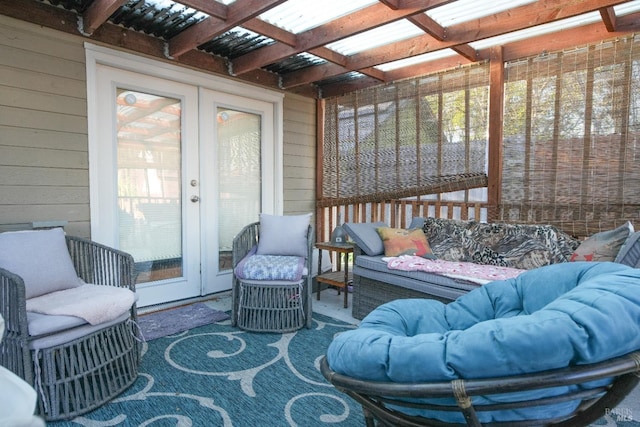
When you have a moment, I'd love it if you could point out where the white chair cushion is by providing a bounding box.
[26,283,135,325]
[0,228,82,299]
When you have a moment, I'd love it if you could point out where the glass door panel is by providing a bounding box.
[217,108,261,271]
[116,89,183,283]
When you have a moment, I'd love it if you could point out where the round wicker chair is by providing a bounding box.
[320,353,640,427]
[322,262,640,426]
[0,230,140,421]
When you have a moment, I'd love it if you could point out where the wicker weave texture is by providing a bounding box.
[0,267,32,383]
[231,221,315,332]
[0,234,140,421]
[237,281,306,333]
[352,274,453,320]
[36,320,139,420]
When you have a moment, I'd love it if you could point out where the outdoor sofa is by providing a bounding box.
[345,217,639,319]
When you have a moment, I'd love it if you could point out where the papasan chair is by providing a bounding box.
[322,261,640,426]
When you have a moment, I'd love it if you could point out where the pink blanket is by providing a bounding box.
[385,255,525,284]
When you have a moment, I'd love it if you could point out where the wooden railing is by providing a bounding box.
[316,200,640,242]
[316,200,488,243]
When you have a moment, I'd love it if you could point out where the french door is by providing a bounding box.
[89,60,279,307]
[199,89,276,295]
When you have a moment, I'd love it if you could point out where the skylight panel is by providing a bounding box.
[469,12,602,50]
[469,2,640,51]
[376,49,458,72]
[427,0,535,27]
[615,1,640,15]
[327,20,424,56]
[259,0,377,34]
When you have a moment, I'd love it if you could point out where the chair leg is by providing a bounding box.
[231,278,239,327]
[363,408,377,427]
[305,276,313,329]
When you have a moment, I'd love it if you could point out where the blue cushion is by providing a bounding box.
[343,222,386,256]
[327,261,640,423]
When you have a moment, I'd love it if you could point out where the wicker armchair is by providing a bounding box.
[0,232,140,421]
[231,220,314,332]
[320,353,640,427]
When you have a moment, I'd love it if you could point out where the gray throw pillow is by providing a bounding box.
[256,213,311,257]
[570,221,634,262]
[343,222,387,256]
[0,228,83,299]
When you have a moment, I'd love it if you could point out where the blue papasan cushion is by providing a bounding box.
[326,261,640,424]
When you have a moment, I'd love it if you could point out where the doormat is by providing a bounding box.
[138,302,230,341]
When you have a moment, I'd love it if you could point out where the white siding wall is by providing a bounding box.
[0,15,317,236]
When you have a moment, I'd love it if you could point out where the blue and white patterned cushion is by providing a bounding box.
[236,254,305,281]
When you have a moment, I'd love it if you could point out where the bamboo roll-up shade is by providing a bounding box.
[500,34,640,233]
[322,62,490,206]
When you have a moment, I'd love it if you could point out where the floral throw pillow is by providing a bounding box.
[376,227,435,258]
[570,221,634,262]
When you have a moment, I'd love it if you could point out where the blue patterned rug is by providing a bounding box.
[46,310,640,426]
[49,313,364,426]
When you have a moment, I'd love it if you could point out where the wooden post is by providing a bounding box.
[316,98,325,241]
[487,46,504,221]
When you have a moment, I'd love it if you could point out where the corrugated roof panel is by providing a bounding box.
[376,49,458,72]
[376,1,640,72]
[469,2,640,51]
[110,0,208,39]
[258,0,376,34]
[426,0,536,27]
[264,52,327,74]
[43,0,92,13]
[469,12,602,50]
[316,71,367,87]
[327,20,424,56]
[199,27,274,59]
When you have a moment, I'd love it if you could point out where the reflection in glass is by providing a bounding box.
[116,89,182,283]
[217,108,261,271]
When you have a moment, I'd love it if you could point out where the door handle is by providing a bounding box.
[190,195,200,203]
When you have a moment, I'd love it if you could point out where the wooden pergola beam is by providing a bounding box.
[81,0,127,35]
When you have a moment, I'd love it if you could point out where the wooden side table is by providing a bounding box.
[315,241,354,308]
